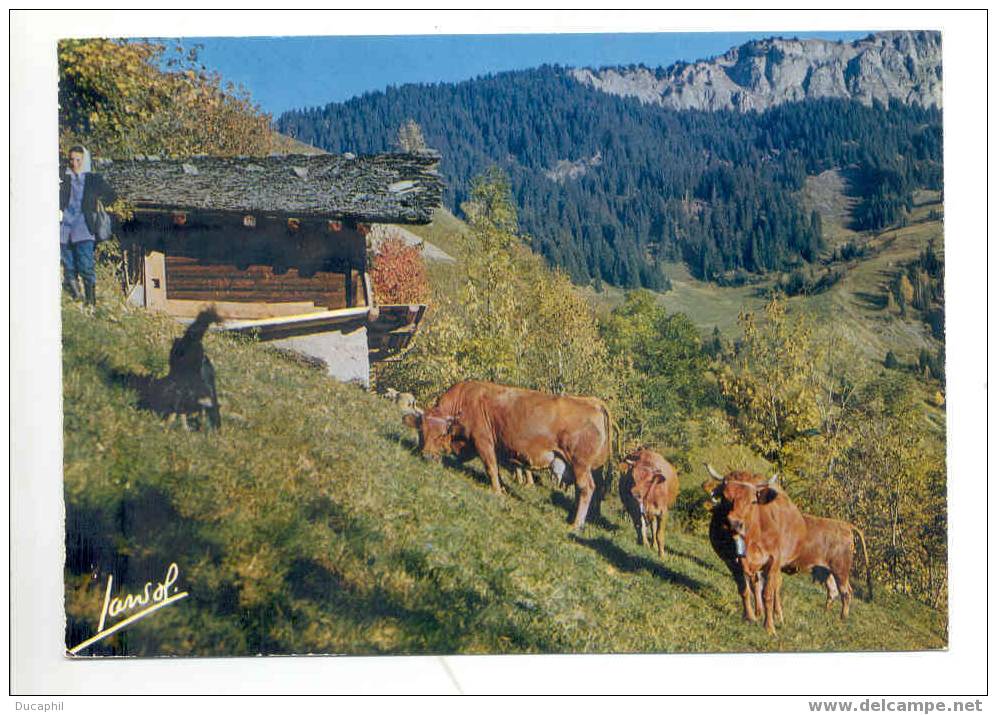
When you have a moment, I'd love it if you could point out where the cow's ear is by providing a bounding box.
[755,486,779,505]
[702,478,722,496]
[445,415,465,437]
[402,410,422,430]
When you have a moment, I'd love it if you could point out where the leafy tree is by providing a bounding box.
[517,261,616,399]
[819,374,947,605]
[600,290,711,443]
[58,38,274,158]
[896,274,914,317]
[717,295,822,474]
[380,169,615,407]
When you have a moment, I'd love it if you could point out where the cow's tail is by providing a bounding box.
[852,525,873,602]
[599,401,615,502]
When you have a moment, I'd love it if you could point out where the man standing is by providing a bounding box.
[59,145,115,307]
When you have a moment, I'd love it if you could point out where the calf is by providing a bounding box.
[619,448,680,559]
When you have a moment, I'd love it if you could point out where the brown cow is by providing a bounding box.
[722,478,804,635]
[618,448,680,559]
[403,380,612,530]
[747,514,871,625]
[792,513,873,618]
[703,465,872,632]
[702,469,773,625]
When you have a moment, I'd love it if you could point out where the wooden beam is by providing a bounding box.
[143,251,167,309]
[345,263,353,308]
[163,299,324,320]
[364,271,379,322]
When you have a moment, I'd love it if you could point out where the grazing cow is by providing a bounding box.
[618,448,680,559]
[703,465,872,632]
[403,380,612,530]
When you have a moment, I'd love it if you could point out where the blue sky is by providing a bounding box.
[172,31,871,118]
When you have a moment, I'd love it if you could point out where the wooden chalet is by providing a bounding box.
[99,152,443,385]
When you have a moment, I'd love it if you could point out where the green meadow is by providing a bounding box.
[63,273,946,656]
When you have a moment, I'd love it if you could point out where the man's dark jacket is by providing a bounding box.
[59,172,116,236]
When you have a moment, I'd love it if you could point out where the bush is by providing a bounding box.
[370,233,430,305]
[780,266,845,297]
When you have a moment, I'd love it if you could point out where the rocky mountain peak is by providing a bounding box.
[571,31,942,112]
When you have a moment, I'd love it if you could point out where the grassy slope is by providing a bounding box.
[63,267,945,656]
[581,191,944,366]
[395,207,472,263]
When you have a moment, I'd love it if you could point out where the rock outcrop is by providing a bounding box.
[571,31,942,112]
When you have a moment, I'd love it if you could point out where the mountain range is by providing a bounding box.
[573,31,941,112]
[277,31,943,288]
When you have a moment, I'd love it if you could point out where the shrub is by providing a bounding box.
[370,233,430,305]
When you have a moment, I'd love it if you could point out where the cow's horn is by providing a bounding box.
[768,473,779,486]
[704,463,724,480]
[401,409,422,429]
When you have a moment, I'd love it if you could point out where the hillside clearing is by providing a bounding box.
[584,204,943,364]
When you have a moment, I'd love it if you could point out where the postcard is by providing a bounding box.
[9,9,989,700]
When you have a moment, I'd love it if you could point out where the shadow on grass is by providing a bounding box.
[665,544,726,573]
[286,552,562,654]
[97,359,218,431]
[65,484,224,656]
[549,489,620,532]
[570,534,707,593]
[854,291,888,309]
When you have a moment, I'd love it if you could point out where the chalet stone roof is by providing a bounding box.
[95,152,444,224]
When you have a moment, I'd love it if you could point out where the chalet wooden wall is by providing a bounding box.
[123,214,369,321]
[164,257,363,310]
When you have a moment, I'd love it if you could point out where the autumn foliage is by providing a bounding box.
[58,39,275,158]
[370,233,430,305]
[379,169,615,404]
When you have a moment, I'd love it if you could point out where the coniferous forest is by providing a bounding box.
[277,65,942,287]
